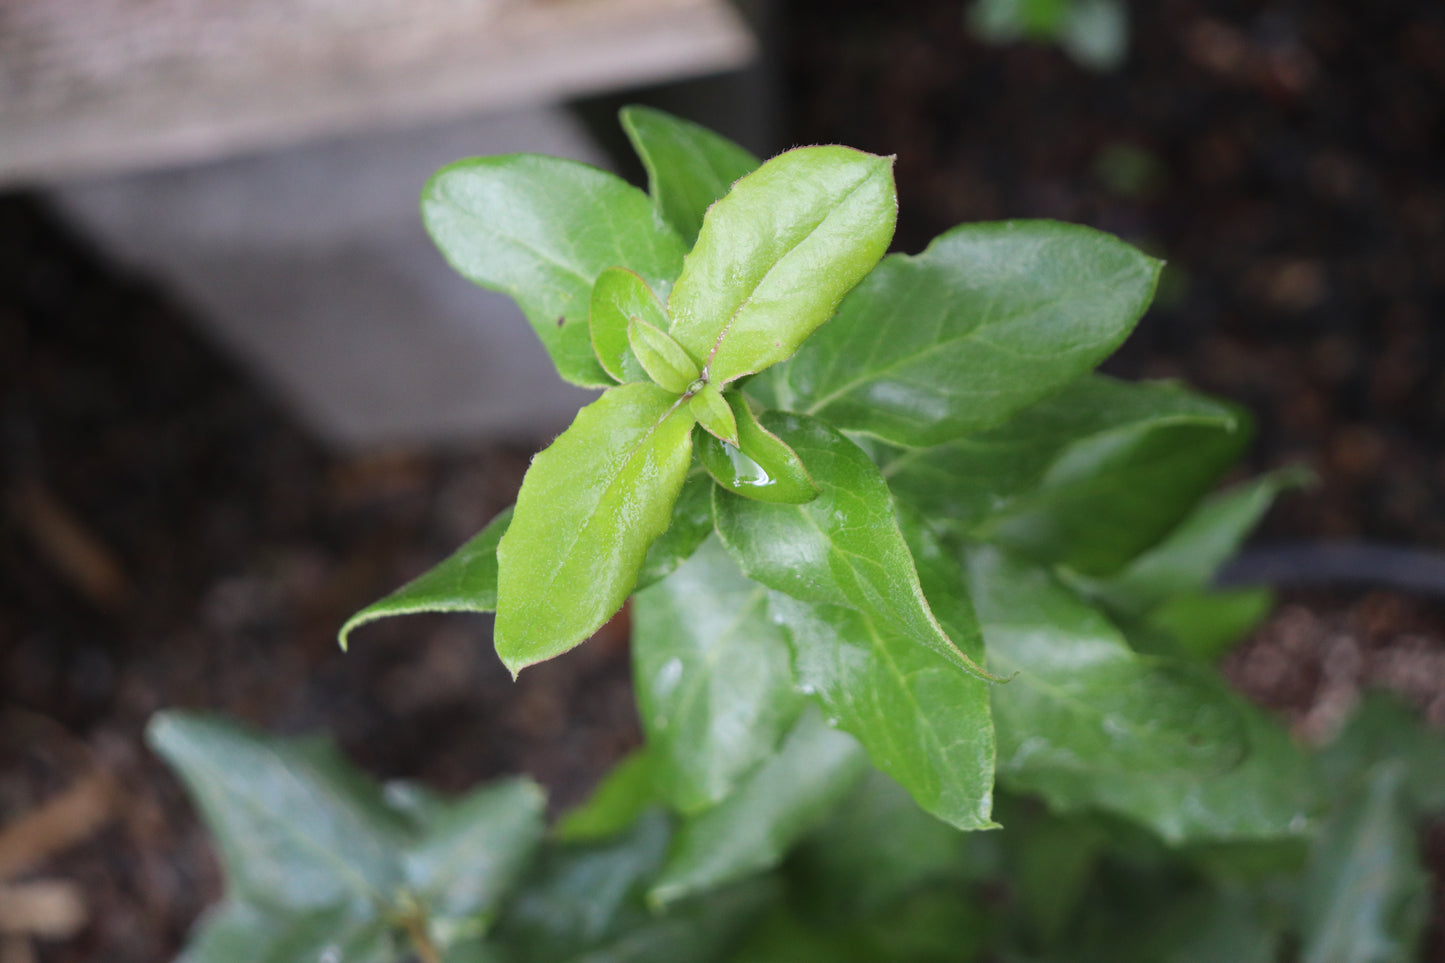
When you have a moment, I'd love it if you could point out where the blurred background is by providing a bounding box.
[1,0,1442,959]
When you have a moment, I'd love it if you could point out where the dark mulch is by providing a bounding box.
[2,0,1444,959]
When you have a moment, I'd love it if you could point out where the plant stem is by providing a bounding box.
[401,913,441,963]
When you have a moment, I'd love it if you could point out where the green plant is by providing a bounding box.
[150,107,1440,962]
[969,0,1130,71]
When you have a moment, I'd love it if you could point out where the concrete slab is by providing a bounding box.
[52,106,608,449]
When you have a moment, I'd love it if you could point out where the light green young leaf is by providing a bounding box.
[386,777,547,920]
[177,901,393,963]
[620,105,761,247]
[965,549,1317,844]
[496,384,695,675]
[694,394,818,504]
[687,382,739,447]
[553,750,660,843]
[633,537,804,813]
[886,375,1247,575]
[1299,762,1429,963]
[339,508,512,650]
[667,147,896,384]
[714,412,996,682]
[146,713,408,912]
[650,710,868,907]
[775,221,1161,446]
[769,517,995,831]
[628,316,700,394]
[422,155,686,386]
[635,472,715,589]
[590,267,668,384]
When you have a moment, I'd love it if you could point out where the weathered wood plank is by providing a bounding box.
[0,0,754,184]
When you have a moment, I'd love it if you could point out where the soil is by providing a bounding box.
[2,0,1444,960]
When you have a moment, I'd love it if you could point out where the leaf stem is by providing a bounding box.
[399,905,442,963]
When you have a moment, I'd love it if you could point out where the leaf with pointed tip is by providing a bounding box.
[496,384,694,674]
[591,267,668,384]
[774,220,1161,446]
[1147,586,1275,661]
[1080,467,1311,616]
[385,777,547,920]
[886,375,1248,575]
[714,412,995,682]
[771,595,995,831]
[633,538,805,813]
[650,710,868,907]
[1298,762,1429,963]
[636,471,715,589]
[967,547,1318,843]
[620,105,761,246]
[769,516,995,830]
[146,713,408,912]
[422,155,686,386]
[629,316,699,394]
[687,382,739,446]
[667,147,896,384]
[695,393,818,504]
[554,750,660,843]
[339,508,512,650]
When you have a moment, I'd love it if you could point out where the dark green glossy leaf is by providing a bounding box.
[792,771,981,918]
[146,713,408,912]
[554,751,659,843]
[694,394,818,504]
[633,538,805,812]
[423,155,686,386]
[619,105,760,247]
[667,147,896,384]
[715,413,995,682]
[499,813,772,963]
[590,267,667,384]
[178,901,393,963]
[649,709,868,907]
[687,382,738,446]
[1002,808,1106,948]
[1147,586,1275,661]
[1317,692,1445,815]
[496,384,694,674]
[886,375,1248,574]
[629,316,699,394]
[386,777,547,920]
[1079,887,1283,963]
[966,549,1317,843]
[498,812,670,959]
[769,514,995,830]
[1299,762,1429,963]
[775,221,1161,446]
[635,472,714,589]
[1080,468,1310,616]
[339,508,511,650]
